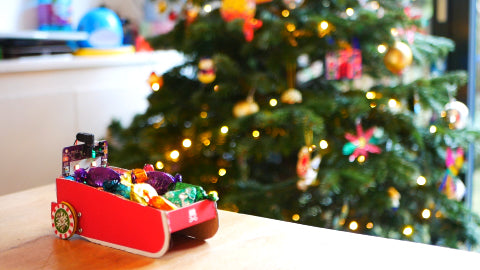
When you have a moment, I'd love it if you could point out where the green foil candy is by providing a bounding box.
[164,183,218,207]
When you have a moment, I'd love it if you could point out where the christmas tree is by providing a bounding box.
[108,0,480,248]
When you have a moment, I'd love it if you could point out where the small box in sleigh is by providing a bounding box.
[51,133,219,258]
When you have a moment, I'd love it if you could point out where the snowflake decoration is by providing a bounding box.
[343,122,381,162]
[55,209,69,233]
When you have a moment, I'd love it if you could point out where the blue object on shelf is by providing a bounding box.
[77,7,123,48]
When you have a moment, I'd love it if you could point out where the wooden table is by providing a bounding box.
[1,184,479,269]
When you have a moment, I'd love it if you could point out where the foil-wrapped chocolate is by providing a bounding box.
[131,168,148,183]
[146,171,182,195]
[163,187,197,207]
[149,196,177,211]
[130,183,159,206]
[74,168,88,183]
[86,167,121,187]
[143,164,155,172]
[103,180,131,199]
[164,183,218,207]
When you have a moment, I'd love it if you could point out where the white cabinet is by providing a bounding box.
[0,51,183,195]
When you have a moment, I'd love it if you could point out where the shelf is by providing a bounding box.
[0,50,185,74]
[0,30,88,41]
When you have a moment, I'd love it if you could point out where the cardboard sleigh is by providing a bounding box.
[51,134,219,258]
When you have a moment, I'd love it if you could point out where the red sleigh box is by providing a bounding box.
[51,133,219,258]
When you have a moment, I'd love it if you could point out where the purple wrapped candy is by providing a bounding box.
[146,171,182,195]
[74,168,88,183]
[86,167,121,187]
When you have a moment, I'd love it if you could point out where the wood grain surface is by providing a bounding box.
[1,184,479,269]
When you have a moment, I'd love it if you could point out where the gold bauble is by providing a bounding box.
[233,98,259,118]
[198,73,216,84]
[383,41,413,74]
[281,88,302,104]
[198,58,216,84]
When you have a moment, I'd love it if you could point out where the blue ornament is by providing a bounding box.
[77,7,123,48]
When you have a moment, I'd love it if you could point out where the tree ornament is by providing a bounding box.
[439,147,466,201]
[233,96,259,118]
[147,72,163,91]
[282,62,302,104]
[296,129,321,191]
[184,2,200,25]
[283,0,304,9]
[281,88,302,104]
[220,0,265,41]
[387,187,401,210]
[383,41,413,74]
[296,146,310,177]
[443,100,469,129]
[326,48,362,80]
[296,147,321,191]
[221,0,256,20]
[343,122,382,162]
[197,58,216,84]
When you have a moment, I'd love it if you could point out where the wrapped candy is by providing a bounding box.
[103,180,131,199]
[149,196,178,211]
[130,183,159,206]
[146,171,182,195]
[163,187,197,207]
[132,168,148,183]
[164,183,217,207]
[87,167,121,187]
[144,164,155,172]
[120,172,133,187]
[75,167,121,188]
[74,168,88,183]
[71,163,216,210]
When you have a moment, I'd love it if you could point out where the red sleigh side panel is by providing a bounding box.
[55,178,170,258]
[167,200,219,239]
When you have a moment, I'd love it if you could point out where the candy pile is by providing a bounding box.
[67,164,218,211]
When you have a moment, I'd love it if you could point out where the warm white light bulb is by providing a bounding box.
[320,21,329,30]
[377,44,387,53]
[155,161,164,170]
[182,138,192,148]
[152,83,160,91]
[346,8,354,16]
[221,126,229,134]
[203,4,212,13]
[170,150,180,160]
[388,98,399,108]
[417,176,427,186]
[403,226,413,236]
[270,98,278,107]
[366,91,376,99]
[422,209,431,219]
[319,140,328,149]
[349,221,359,231]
